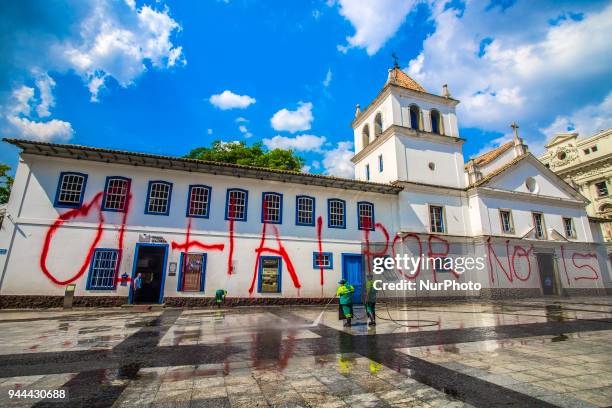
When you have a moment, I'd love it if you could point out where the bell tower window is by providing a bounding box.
[374,112,383,137]
[362,124,370,149]
[431,109,443,135]
[409,105,421,130]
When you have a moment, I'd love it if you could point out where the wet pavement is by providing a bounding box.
[0,297,610,407]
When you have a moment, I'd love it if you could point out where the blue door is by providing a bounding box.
[342,254,363,304]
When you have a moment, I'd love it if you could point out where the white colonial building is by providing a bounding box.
[0,67,610,307]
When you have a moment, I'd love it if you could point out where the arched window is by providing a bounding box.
[362,124,370,148]
[430,109,443,135]
[409,105,421,130]
[374,112,383,137]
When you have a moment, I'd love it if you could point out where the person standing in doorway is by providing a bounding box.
[133,272,142,304]
[337,279,355,327]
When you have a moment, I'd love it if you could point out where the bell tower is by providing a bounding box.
[350,66,466,189]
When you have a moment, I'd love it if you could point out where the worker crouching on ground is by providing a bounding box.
[365,275,377,326]
[215,289,227,308]
[337,279,355,327]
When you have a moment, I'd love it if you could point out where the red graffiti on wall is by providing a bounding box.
[316,216,324,286]
[362,221,390,275]
[391,233,422,279]
[572,252,600,281]
[389,232,461,282]
[171,217,225,252]
[170,217,225,289]
[511,244,533,282]
[427,234,461,283]
[39,185,603,293]
[249,200,301,294]
[486,238,533,283]
[560,245,599,282]
[227,198,235,275]
[40,189,134,286]
[40,192,105,285]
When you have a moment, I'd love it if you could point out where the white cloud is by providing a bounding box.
[207,128,213,135]
[406,1,612,140]
[5,76,74,142]
[8,116,73,142]
[323,69,332,87]
[312,160,321,169]
[540,91,612,140]
[60,2,185,100]
[235,117,248,123]
[262,134,326,152]
[87,73,108,103]
[35,74,56,117]
[238,124,253,138]
[302,164,312,173]
[1,0,185,142]
[323,141,354,178]
[270,102,313,133]
[334,0,417,55]
[209,90,256,110]
[11,86,35,116]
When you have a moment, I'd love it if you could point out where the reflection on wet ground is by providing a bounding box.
[0,297,609,407]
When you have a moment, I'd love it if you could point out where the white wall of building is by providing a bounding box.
[0,155,399,299]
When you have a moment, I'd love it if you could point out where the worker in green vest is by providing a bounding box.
[215,289,227,308]
[365,275,377,326]
[336,279,355,327]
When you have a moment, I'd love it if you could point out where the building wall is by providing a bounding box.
[353,136,398,184]
[0,155,399,300]
[399,135,466,188]
[0,148,609,305]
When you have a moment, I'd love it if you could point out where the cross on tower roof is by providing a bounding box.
[391,52,399,68]
[510,121,520,140]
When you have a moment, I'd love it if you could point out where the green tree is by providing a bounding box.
[185,141,304,172]
[0,163,13,204]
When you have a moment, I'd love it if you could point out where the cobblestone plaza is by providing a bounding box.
[0,298,611,407]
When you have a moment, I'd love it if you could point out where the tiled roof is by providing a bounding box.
[469,153,526,187]
[3,138,403,195]
[466,142,513,169]
[468,152,585,203]
[388,67,427,93]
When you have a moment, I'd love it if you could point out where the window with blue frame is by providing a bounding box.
[328,198,346,228]
[87,249,119,290]
[366,164,370,180]
[296,196,315,226]
[258,256,281,293]
[145,181,172,215]
[177,252,206,292]
[313,252,333,269]
[187,185,211,218]
[225,189,248,221]
[357,202,375,230]
[262,192,282,224]
[378,155,383,172]
[102,177,130,212]
[55,172,88,208]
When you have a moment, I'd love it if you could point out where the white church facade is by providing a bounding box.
[0,67,610,307]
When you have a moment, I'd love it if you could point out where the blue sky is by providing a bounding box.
[1,0,611,178]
